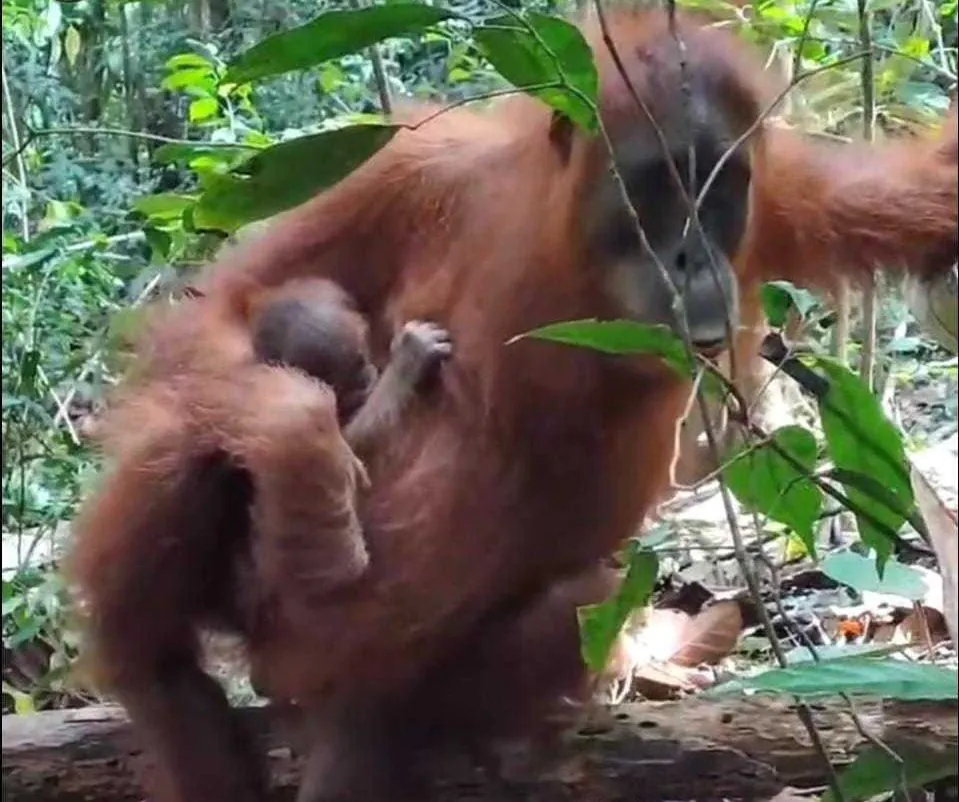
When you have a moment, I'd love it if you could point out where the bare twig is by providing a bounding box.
[754,549,910,797]
[915,0,952,73]
[407,83,564,130]
[49,268,160,433]
[831,289,852,365]
[2,58,31,240]
[857,0,878,391]
[695,50,869,211]
[347,0,393,114]
[588,0,739,349]
[584,2,849,795]
[3,126,245,168]
[792,0,822,80]
[692,386,846,800]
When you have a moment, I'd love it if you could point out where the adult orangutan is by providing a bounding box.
[66,8,957,802]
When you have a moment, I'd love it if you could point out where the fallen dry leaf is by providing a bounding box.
[911,464,959,649]
[671,599,744,667]
[904,264,958,355]
[628,600,745,669]
[633,608,693,664]
[895,605,950,648]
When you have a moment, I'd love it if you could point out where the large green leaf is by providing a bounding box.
[806,356,914,570]
[823,743,958,802]
[513,319,695,375]
[784,642,906,665]
[132,193,197,221]
[723,425,822,556]
[193,123,399,233]
[760,280,820,327]
[821,550,932,601]
[578,543,657,673]
[225,5,456,85]
[826,468,927,537]
[475,13,598,131]
[707,657,958,701]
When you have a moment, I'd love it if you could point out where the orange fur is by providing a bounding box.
[65,11,956,801]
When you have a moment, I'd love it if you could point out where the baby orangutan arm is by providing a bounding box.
[344,320,452,454]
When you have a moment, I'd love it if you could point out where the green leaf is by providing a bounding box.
[7,618,42,648]
[193,123,399,233]
[578,544,657,673]
[823,743,958,802]
[513,319,695,374]
[318,63,346,93]
[63,25,81,67]
[821,551,932,601]
[2,683,36,716]
[475,13,598,131]
[151,142,257,166]
[784,642,907,665]
[225,5,456,85]
[723,425,822,555]
[760,280,819,327]
[706,657,958,701]
[166,53,213,71]
[143,227,173,262]
[1,248,59,272]
[132,193,197,221]
[161,67,215,95]
[189,97,220,124]
[827,468,926,535]
[805,356,914,570]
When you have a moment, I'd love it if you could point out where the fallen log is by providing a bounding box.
[2,695,956,801]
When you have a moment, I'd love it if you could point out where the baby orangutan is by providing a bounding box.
[244,277,453,611]
[251,277,452,455]
[235,277,452,695]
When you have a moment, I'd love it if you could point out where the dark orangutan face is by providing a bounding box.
[578,32,760,352]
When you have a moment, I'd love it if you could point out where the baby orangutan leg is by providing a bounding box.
[218,366,372,616]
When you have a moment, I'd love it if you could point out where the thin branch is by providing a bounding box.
[792,0,822,79]
[36,364,81,446]
[755,545,911,798]
[2,231,145,272]
[590,0,738,348]
[49,265,159,433]
[369,50,394,115]
[705,361,931,553]
[347,0,393,114]
[489,0,691,352]
[690,389,846,801]
[407,82,564,130]
[587,4,848,795]
[2,58,31,240]
[3,126,244,168]
[915,0,952,74]
[856,0,878,392]
[695,50,869,211]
